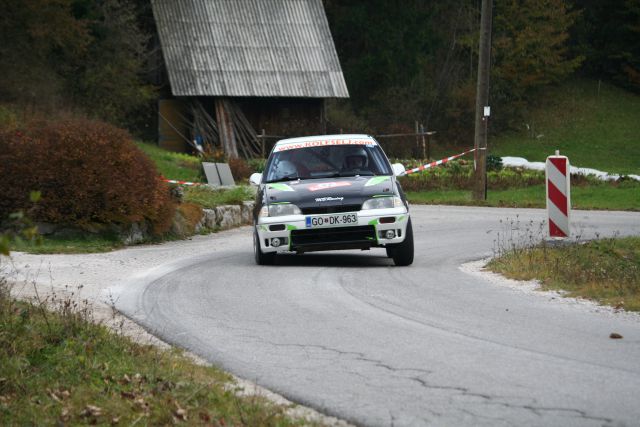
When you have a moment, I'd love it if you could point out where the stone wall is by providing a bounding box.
[195,201,254,234]
[37,201,255,246]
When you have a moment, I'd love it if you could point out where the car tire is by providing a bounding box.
[390,219,414,266]
[254,228,275,265]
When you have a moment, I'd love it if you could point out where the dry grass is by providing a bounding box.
[488,222,640,311]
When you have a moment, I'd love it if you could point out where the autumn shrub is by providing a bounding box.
[228,157,252,181]
[0,118,175,234]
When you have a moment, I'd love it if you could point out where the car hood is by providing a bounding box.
[263,175,396,210]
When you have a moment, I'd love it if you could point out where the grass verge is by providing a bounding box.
[10,234,123,254]
[184,186,255,209]
[490,79,640,175]
[406,180,640,211]
[0,278,308,426]
[487,236,640,312]
[136,142,203,183]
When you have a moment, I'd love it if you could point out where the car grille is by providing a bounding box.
[290,225,376,249]
[300,204,361,215]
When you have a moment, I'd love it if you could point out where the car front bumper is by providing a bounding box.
[255,207,410,253]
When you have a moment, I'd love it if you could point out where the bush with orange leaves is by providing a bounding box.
[227,157,252,182]
[0,118,175,234]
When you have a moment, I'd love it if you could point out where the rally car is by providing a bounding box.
[249,134,414,266]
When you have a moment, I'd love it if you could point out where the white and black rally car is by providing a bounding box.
[249,134,413,266]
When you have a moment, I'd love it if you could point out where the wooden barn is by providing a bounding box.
[151,0,349,158]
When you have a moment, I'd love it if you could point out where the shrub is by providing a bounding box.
[0,105,18,131]
[487,154,503,171]
[398,161,547,191]
[247,158,266,173]
[0,118,175,234]
[227,157,252,181]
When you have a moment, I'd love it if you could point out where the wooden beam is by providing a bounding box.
[214,98,239,158]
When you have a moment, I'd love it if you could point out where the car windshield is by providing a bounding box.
[264,143,393,183]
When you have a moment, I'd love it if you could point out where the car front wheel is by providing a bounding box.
[386,219,414,266]
[254,228,275,265]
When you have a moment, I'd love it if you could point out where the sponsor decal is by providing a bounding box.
[365,176,391,186]
[275,139,375,152]
[315,196,344,202]
[308,181,351,192]
[267,183,295,192]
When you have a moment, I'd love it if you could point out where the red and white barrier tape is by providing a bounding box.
[164,147,483,184]
[162,178,205,186]
[401,147,483,175]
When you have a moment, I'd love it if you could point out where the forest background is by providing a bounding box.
[1,0,638,145]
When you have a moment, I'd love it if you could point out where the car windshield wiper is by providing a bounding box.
[265,174,300,183]
[267,174,311,184]
[336,171,376,177]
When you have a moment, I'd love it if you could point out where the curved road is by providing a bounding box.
[116,206,640,426]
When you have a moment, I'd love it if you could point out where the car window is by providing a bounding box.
[265,144,392,182]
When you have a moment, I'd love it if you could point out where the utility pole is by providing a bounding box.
[473,0,493,200]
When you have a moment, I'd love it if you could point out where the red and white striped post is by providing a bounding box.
[546,151,571,238]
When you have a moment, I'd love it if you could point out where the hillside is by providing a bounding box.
[490,79,640,175]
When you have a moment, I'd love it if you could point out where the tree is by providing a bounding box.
[0,0,155,132]
[0,0,89,106]
[571,0,640,91]
[491,0,584,125]
[324,0,438,125]
[71,0,156,129]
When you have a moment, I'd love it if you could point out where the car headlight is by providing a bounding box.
[261,203,302,217]
[361,196,404,210]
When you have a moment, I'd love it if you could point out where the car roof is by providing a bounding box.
[273,134,378,152]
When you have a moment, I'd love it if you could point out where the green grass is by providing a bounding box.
[136,141,203,182]
[490,79,640,175]
[0,281,307,426]
[406,180,640,210]
[488,237,640,312]
[11,234,123,254]
[184,186,255,209]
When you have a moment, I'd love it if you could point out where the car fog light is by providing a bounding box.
[385,230,396,239]
[271,237,282,247]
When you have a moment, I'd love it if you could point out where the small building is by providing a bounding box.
[151,0,349,157]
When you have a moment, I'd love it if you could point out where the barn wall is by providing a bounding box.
[158,99,189,152]
[236,98,325,137]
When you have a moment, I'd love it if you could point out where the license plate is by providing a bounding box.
[305,213,358,228]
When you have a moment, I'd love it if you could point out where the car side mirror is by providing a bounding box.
[391,163,406,177]
[249,173,262,186]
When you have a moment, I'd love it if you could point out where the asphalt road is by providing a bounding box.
[116,206,640,426]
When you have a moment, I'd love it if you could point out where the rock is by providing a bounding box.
[202,209,217,229]
[35,222,57,235]
[241,201,254,224]
[215,205,242,230]
[170,185,184,201]
[120,222,149,245]
[52,227,86,239]
[610,333,623,339]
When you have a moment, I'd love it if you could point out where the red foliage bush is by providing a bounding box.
[228,157,252,181]
[0,118,175,234]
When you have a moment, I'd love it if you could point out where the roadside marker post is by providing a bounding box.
[546,151,571,238]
